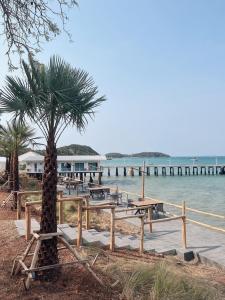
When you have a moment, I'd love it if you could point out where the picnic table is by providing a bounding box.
[87,187,110,199]
[130,199,164,216]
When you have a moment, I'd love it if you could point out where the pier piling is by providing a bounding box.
[116,167,118,176]
[124,167,127,176]
[178,166,182,176]
[162,167,166,176]
[139,167,142,176]
[154,167,158,176]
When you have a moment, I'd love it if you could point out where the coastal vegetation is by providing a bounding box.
[0,55,105,280]
[0,121,35,205]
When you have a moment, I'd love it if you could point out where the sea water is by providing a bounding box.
[101,156,225,228]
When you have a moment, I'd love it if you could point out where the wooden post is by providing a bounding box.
[25,205,31,241]
[58,190,63,199]
[68,177,71,195]
[182,201,187,248]
[98,172,102,185]
[140,216,144,255]
[25,239,41,289]
[77,200,82,247]
[148,207,153,233]
[59,201,63,224]
[124,167,127,176]
[139,167,142,176]
[141,161,145,199]
[110,207,115,252]
[85,197,90,229]
[17,193,21,220]
[131,167,134,176]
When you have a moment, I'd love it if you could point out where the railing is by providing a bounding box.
[85,181,225,234]
[16,190,64,220]
[24,196,85,245]
[20,188,188,256]
[107,188,225,233]
[21,180,225,255]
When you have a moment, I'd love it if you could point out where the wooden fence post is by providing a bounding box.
[140,216,144,255]
[141,161,145,199]
[25,204,31,241]
[85,197,90,229]
[59,201,64,224]
[182,201,187,248]
[148,207,153,233]
[17,193,21,220]
[110,207,115,252]
[58,190,63,199]
[77,199,82,247]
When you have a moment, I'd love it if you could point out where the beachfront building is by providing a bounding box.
[19,151,106,178]
[0,157,6,171]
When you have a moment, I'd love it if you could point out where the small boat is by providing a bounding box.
[190,157,198,164]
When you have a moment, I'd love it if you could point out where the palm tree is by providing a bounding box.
[0,130,13,182]
[0,55,105,279]
[0,121,35,206]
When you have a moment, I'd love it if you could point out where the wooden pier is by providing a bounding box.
[102,165,224,176]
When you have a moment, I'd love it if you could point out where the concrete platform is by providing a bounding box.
[15,219,40,236]
[124,215,225,270]
[14,214,225,270]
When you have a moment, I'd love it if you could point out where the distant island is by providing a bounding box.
[105,152,170,159]
[24,144,99,156]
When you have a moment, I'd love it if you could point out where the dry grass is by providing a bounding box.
[103,260,221,300]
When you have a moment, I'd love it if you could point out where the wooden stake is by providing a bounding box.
[59,201,63,224]
[69,177,71,195]
[25,205,31,241]
[182,201,187,248]
[141,161,145,199]
[17,193,21,220]
[13,236,35,276]
[110,207,115,252]
[85,197,90,229]
[25,239,41,289]
[140,216,144,255]
[77,200,82,247]
[148,207,153,233]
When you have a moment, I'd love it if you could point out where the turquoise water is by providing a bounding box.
[100,157,225,228]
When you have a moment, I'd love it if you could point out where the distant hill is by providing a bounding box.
[106,152,170,159]
[33,144,99,156]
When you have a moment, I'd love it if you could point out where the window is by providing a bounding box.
[75,163,84,171]
[61,162,71,171]
[88,162,98,171]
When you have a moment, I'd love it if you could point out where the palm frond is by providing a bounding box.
[0,55,106,142]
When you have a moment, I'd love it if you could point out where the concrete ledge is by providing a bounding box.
[156,248,177,255]
[15,219,40,236]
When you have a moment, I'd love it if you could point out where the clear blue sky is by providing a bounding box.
[1,0,225,156]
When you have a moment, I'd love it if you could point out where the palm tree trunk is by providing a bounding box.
[38,130,58,280]
[13,148,19,208]
[5,156,10,180]
[8,152,14,192]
